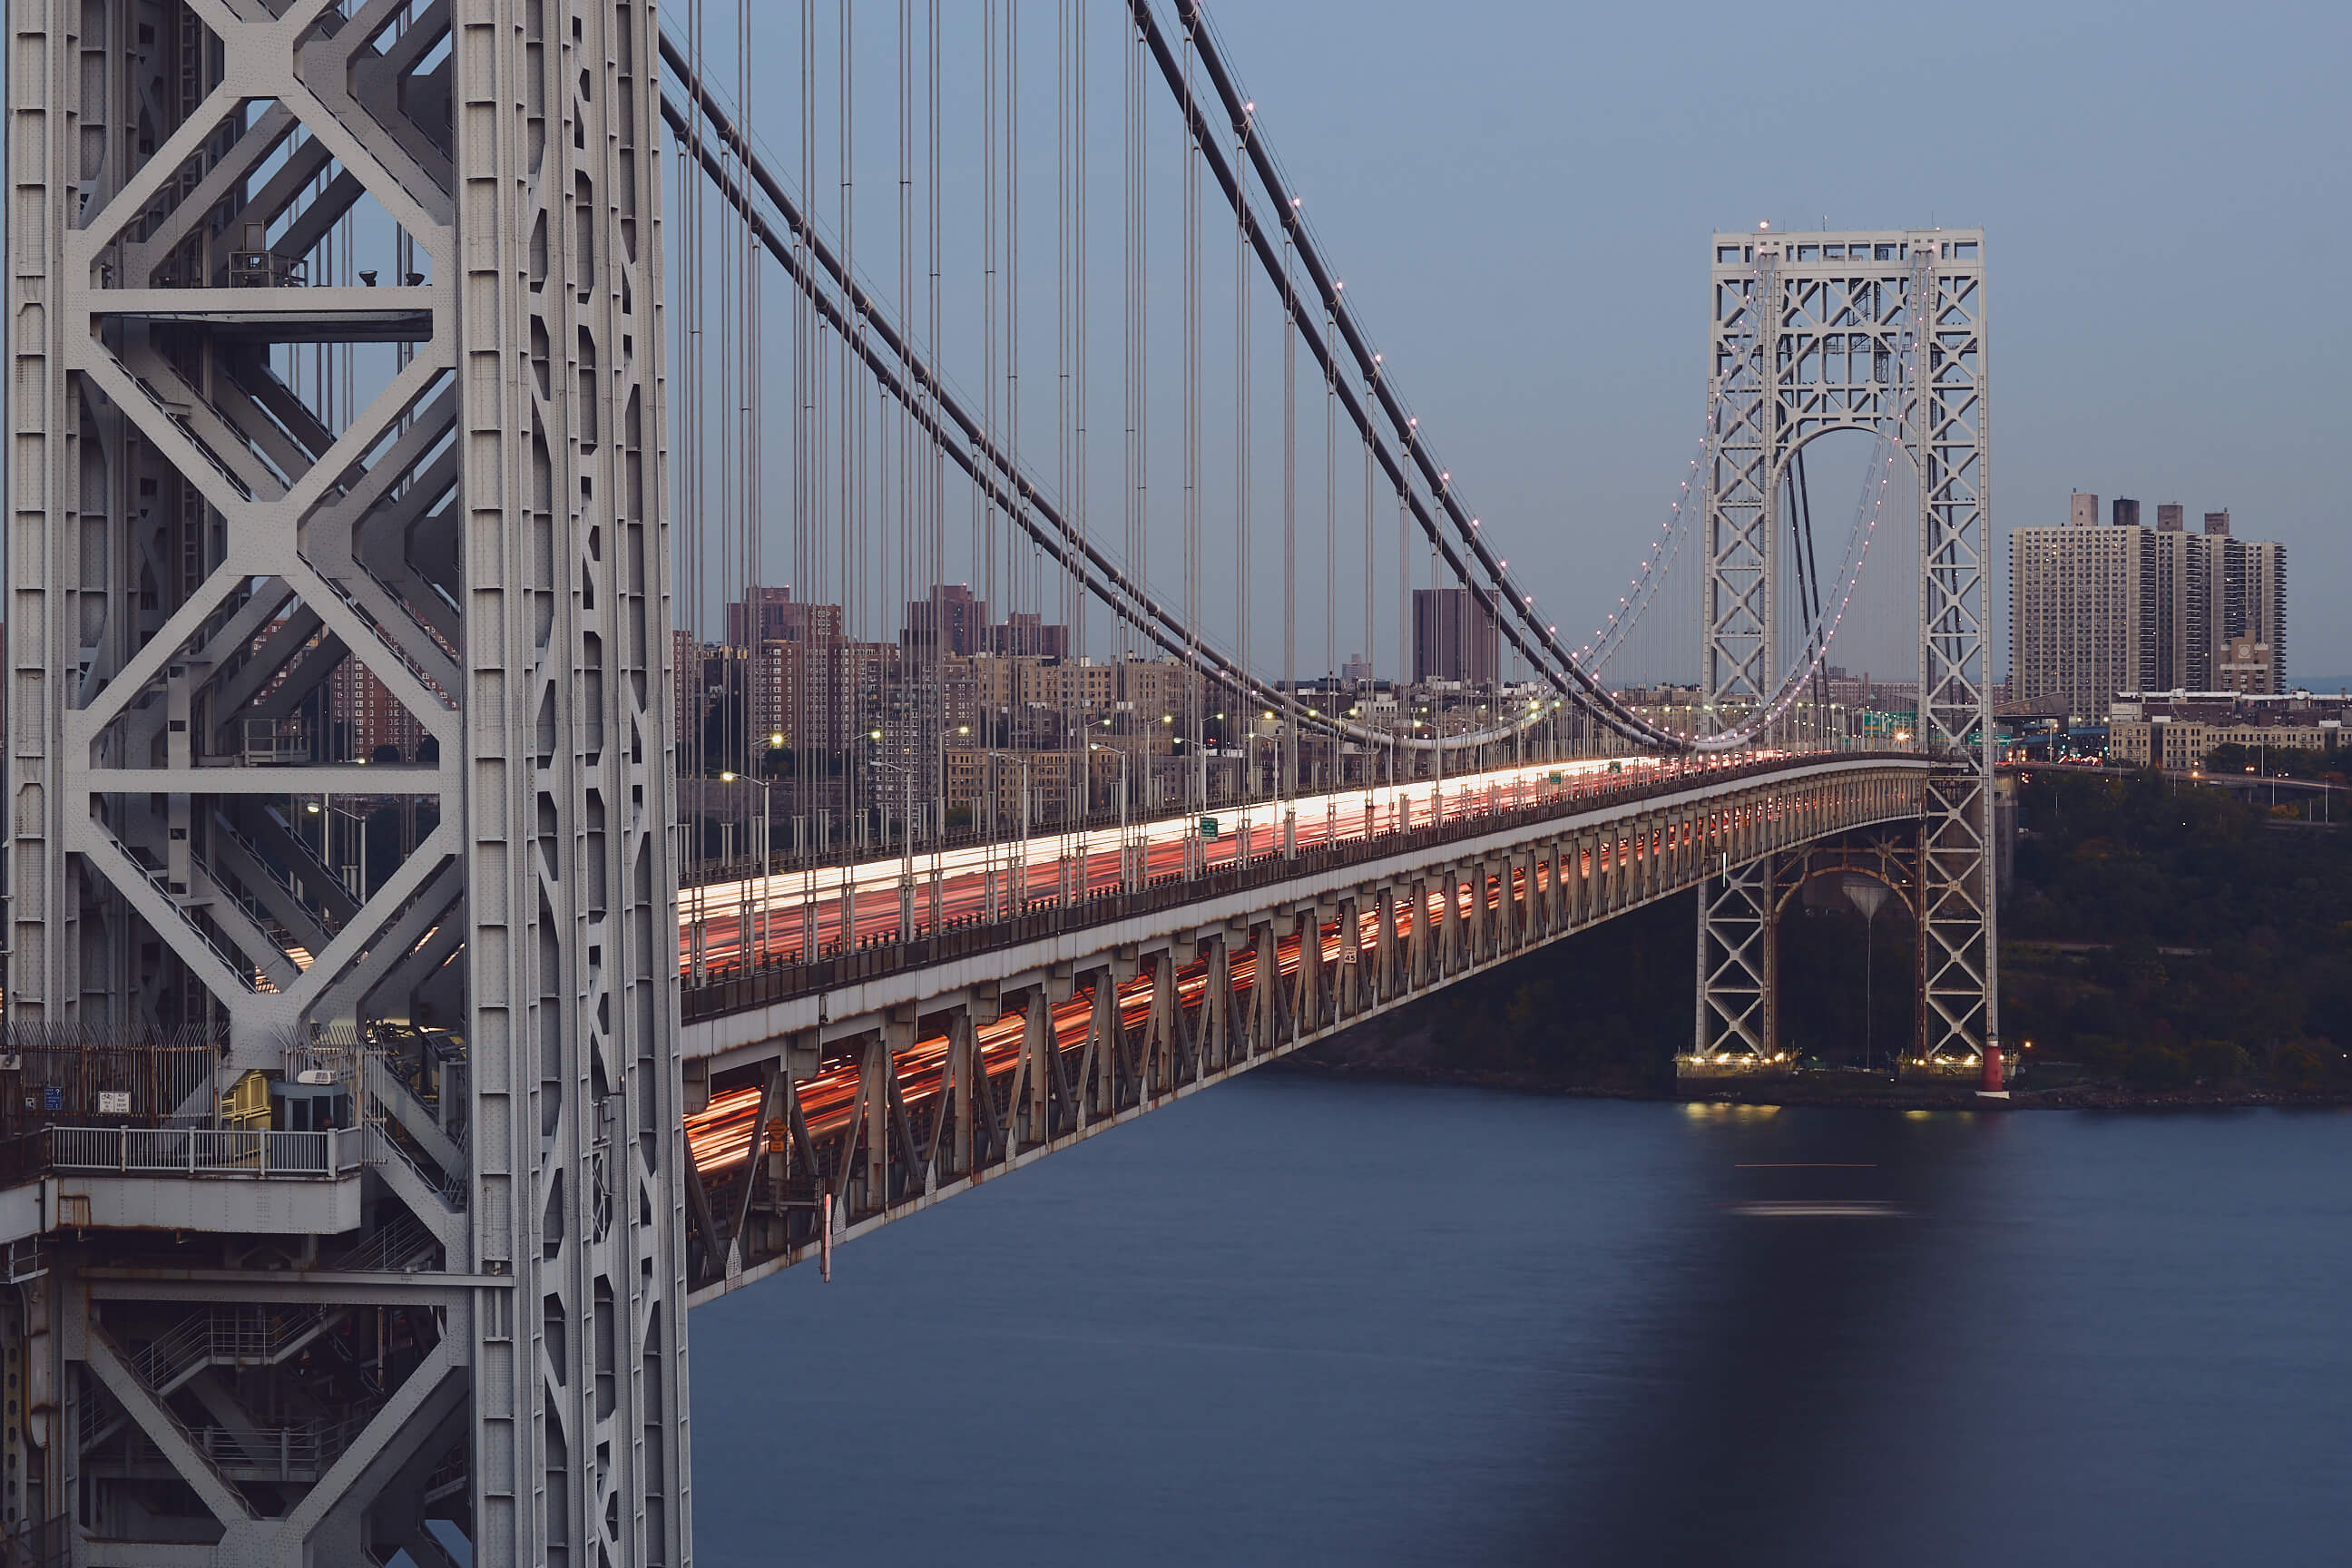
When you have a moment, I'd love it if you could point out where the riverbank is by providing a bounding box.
[1275,769,2352,1107]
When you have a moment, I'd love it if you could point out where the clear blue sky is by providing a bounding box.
[1200,0,2351,679]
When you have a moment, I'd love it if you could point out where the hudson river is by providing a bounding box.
[691,1075,2352,1566]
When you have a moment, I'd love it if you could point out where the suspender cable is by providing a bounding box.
[1181,19,1202,825]
[926,0,946,868]
[659,57,1561,757]
[740,0,762,797]
[1125,7,1677,750]
[1324,293,1337,796]
[1129,12,1147,677]
[1281,208,1298,828]
[1234,103,1253,820]
[981,0,1000,844]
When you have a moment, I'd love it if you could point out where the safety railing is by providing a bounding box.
[45,1125,358,1178]
[125,1410,376,1484]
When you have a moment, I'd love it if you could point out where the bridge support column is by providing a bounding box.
[1290,909,1323,1042]
[1372,887,1399,1004]
[1919,775,1999,1074]
[1141,952,1180,1096]
[1203,933,1239,1074]
[1434,872,1454,980]
[1250,924,1281,1059]
[1696,853,1779,1063]
[935,1012,971,1183]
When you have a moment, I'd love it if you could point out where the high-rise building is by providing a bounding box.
[1411,587,1500,686]
[2069,492,2100,528]
[330,659,426,761]
[2012,498,2287,714]
[724,584,798,647]
[903,583,988,660]
[2112,496,2140,529]
[2218,635,2276,696]
[723,586,842,649]
[983,612,1070,660]
[2009,517,2147,717]
[2211,536,2286,684]
[2148,525,2210,693]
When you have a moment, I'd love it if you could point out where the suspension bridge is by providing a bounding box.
[1,2,1989,1563]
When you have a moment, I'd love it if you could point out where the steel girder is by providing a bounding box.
[6,2,687,1563]
[450,3,690,1564]
[1906,242,1998,1065]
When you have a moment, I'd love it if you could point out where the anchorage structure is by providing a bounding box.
[8,2,686,1563]
[1696,229,1997,1071]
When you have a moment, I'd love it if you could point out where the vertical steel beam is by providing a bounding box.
[8,2,688,1561]
[455,0,689,1561]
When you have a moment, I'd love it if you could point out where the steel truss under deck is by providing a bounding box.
[1697,229,1996,1072]
[685,760,1936,1306]
[8,2,686,1562]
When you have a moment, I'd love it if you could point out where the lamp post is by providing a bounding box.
[718,769,772,966]
[970,749,1031,918]
[867,757,919,941]
[1087,741,1132,893]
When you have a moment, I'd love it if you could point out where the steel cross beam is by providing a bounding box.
[6,2,689,1562]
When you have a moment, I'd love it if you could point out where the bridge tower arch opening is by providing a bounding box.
[1696,230,1997,1080]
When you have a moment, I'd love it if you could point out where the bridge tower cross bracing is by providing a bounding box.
[6,2,690,1563]
[1696,229,1995,1071]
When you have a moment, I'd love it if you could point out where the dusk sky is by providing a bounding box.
[1199,0,2350,679]
[8,2,2338,680]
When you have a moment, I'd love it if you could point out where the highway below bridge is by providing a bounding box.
[673,750,1944,1303]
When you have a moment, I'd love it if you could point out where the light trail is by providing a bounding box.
[677,770,1780,1180]
[671,750,1776,980]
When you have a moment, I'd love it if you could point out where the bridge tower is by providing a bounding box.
[7,2,688,1563]
[1696,230,1999,1077]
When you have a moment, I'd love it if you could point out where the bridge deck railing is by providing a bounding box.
[681,750,1923,1022]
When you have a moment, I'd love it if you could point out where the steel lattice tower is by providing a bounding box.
[1697,229,1998,1071]
[6,2,689,1561]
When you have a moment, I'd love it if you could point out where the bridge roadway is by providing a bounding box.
[674,750,1941,1303]
[674,755,1693,977]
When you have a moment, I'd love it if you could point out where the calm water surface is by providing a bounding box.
[690,1077,2351,1566]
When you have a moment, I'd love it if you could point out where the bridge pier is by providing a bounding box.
[1697,853,1780,1064]
[1687,810,2000,1079]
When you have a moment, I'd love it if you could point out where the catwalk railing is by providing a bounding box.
[44,1126,359,1180]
